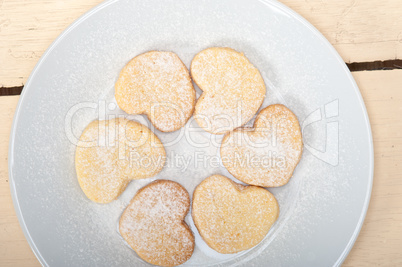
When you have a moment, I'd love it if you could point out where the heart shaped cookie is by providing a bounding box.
[191,47,266,134]
[119,180,194,267]
[115,51,196,132]
[75,118,166,203]
[192,175,279,254]
[220,104,303,187]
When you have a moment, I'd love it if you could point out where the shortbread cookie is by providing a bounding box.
[115,51,196,132]
[191,47,266,134]
[220,104,303,187]
[119,180,194,267]
[192,175,279,254]
[75,118,166,203]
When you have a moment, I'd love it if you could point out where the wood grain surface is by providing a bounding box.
[1,0,401,266]
[1,0,402,87]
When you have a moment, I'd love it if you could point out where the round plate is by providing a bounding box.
[9,0,373,266]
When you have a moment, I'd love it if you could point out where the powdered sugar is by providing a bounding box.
[10,0,370,266]
[192,175,279,254]
[75,118,166,203]
[221,104,303,187]
[119,180,194,266]
[115,51,195,132]
[191,47,266,134]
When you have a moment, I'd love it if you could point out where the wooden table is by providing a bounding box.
[1,1,401,266]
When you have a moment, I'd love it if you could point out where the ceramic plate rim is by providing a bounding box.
[8,0,374,266]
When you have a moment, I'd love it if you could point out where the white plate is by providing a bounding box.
[9,0,373,266]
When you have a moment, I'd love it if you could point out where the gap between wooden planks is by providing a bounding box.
[1,0,402,87]
[2,58,402,96]
[0,69,401,266]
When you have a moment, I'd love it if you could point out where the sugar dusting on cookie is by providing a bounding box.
[221,104,303,187]
[115,51,196,132]
[191,47,266,134]
[119,180,194,266]
[75,118,166,203]
[192,175,279,254]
